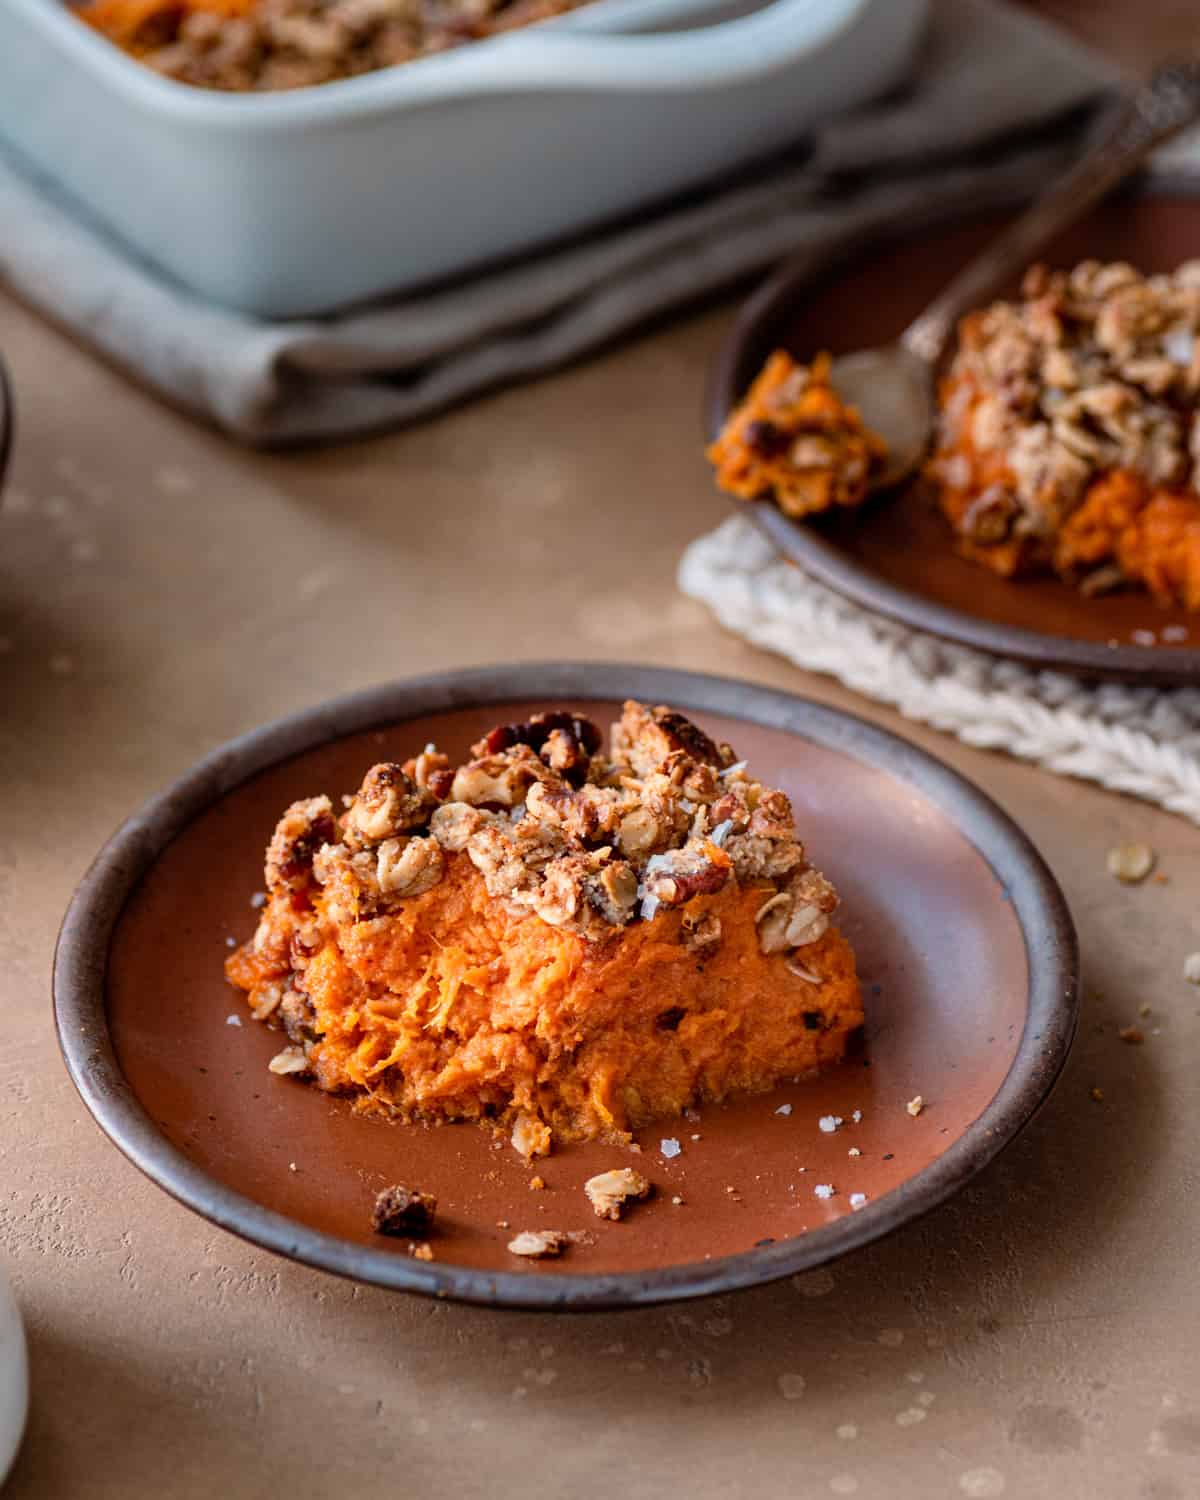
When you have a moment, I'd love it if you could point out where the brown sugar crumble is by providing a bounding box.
[528,1176,547,1192]
[1091,1086,1105,1103]
[372,1185,437,1237]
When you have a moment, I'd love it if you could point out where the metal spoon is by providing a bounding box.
[833,61,1200,492]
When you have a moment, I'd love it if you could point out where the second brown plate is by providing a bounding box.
[54,665,1077,1309]
[706,180,1200,683]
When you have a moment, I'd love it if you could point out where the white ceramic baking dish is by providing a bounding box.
[0,0,928,317]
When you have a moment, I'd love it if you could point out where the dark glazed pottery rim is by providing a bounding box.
[703,174,1200,685]
[54,664,1079,1310]
[0,353,13,501]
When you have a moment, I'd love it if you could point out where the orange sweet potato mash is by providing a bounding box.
[229,854,860,1144]
[227,701,863,1151]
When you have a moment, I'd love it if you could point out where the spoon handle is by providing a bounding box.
[902,60,1200,364]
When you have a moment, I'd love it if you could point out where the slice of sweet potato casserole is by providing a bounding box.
[929,259,1200,608]
[226,701,863,1153]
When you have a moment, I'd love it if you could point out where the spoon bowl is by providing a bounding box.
[831,343,934,490]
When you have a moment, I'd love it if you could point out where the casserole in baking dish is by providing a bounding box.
[0,0,927,316]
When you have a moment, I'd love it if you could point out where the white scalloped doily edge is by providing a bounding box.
[678,516,1200,826]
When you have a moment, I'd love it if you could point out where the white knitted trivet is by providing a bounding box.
[679,516,1200,825]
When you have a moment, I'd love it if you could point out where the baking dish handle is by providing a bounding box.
[425,0,903,94]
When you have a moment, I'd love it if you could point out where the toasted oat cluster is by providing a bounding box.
[707,351,888,519]
[76,0,593,92]
[929,259,1200,608]
[226,701,861,1147]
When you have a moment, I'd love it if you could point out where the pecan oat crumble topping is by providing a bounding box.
[929,259,1200,608]
[77,0,595,92]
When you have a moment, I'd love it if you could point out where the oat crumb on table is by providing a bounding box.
[410,1242,434,1261]
[1118,1025,1145,1045]
[1107,842,1157,884]
[906,1096,924,1117]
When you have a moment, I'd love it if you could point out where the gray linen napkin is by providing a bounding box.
[0,0,1115,446]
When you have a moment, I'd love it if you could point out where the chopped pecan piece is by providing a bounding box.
[376,835,444,898]
[343,763,434,846]
[611,701,727,777]
[641,842,730,907]
[372,1185,437,1237]
[450,745,548,808]
[265,796,337,892]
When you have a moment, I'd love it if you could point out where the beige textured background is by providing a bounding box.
[4,7,1200,1495]
[3,283,1200,1500]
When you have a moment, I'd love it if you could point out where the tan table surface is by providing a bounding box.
[3,262,1200,1500]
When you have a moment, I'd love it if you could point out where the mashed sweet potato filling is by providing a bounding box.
[227,702,862,1150]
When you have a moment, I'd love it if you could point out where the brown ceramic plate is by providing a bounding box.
[706,178,1200,684]
[54,665,1077,1310]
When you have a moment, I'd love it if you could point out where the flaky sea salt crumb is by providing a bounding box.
[250,891,267,909]
[849,1193,868,1210]
[661,1138,682,1159]
[224,935,236,949]
[775,1104,793,1116]
[225,1014,242,1027]
[848,1147,861,1157]
[814,1184,835,1200]
[818,1115,843,1134]
[851,1110,863,1123]
[906,1096,924,1117]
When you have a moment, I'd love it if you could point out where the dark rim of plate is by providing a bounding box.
[53,663,1079,1311]
[703,172,1200,685]
[0,353,13,500]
